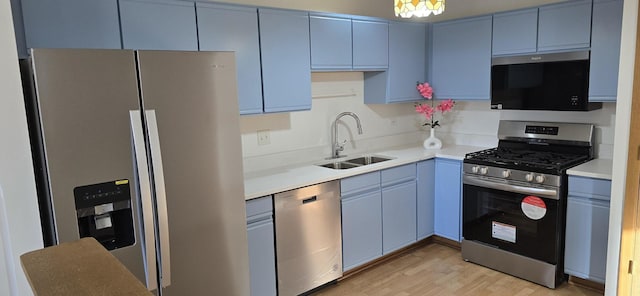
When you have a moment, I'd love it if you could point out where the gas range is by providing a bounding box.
[461,120,595,289]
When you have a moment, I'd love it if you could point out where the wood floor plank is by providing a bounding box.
[313,243,603,296]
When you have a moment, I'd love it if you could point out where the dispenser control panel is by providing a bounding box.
[74,180,135,250]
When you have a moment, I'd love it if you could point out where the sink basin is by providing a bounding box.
[318,162,360,170]
[343,156,392,166]
[317,155,393,170]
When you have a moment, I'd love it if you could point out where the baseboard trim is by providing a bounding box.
[341,237,434,280]
[432,236,461,250]
[568,276,605,293]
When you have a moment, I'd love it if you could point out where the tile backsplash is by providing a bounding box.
[240,72,616,173]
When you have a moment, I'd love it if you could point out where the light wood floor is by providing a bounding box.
[313,243,603,296]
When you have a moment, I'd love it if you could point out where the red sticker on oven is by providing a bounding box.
[521,196,546,220]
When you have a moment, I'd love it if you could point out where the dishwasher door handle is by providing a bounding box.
[302,196,317,204]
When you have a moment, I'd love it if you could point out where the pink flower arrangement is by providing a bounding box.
[414,82,455,128]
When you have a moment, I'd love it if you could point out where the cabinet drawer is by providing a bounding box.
[568,176,611,200]
[381,164,416,187]
[246,196,273,223]
[341,171,381,197]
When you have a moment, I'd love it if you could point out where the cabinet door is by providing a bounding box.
[417,160,435,240]
[434,158,462,242]
[259,9,312,113]
[352,20,389,70]
[341,191,383,271]
[492,8,538,56]
[387,22,427,103]
[537,0,592,52]
[21,0,121,50]
[310,16,352,70]
[589,0,623,102]
[120,0,198,50]
[431,16,492,100]
[564,196,610,283]
[196,4,263,115]
[382,181,417,254]
[247,219,277,296]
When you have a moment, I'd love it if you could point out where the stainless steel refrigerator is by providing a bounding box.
[22,48,249,295]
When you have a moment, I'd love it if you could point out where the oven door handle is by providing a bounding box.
[463,176,559,200]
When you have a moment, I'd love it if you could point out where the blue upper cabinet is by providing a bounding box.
[492,8,538,56]
[120,0,198,51]
[196,4,264,115]
[352,19,389,70]
[431,16,492,100]
[258,9,312,113]
[537,0,592,52]
[364,22,425,104]
[20,0,121,51]
[310,16,388,71]
[310,15,352,70]
[388,22,427,103]
[589,0,623,102]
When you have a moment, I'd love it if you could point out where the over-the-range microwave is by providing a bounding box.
[491,51,602,111]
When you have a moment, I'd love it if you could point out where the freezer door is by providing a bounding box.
[136,51,249,295]
[28,49,146,282]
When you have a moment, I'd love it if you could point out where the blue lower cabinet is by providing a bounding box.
[434,158,462,242]
[246,197,277,296]
[341,190,383,271]
[382,181,417,254]
[417,160,435,240]
[565,176,611,283]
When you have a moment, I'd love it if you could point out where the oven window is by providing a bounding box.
[462,184,563,264]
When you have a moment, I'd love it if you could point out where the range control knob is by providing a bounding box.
[471,166,480,174]
[502,170,511,178]
[525,173,534,182]
[535,175,546,183]
[480,167,489,175]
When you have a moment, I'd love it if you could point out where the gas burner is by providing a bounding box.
[465,147,590,174]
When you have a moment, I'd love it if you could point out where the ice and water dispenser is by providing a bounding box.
[74,180,135,250]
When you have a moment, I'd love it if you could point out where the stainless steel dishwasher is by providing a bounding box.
[274,180,342,296]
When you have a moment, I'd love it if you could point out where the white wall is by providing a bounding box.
[0,0,42,294]
[606,0,639,294]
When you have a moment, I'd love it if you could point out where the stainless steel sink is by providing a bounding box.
[317,155,393,170]
[319,162,360,170]
[343,156,391,166]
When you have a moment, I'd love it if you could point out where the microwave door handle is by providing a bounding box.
[130,110,158,291]
[463,175,559,200]
[145,110,171,288]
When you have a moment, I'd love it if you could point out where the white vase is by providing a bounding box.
[423,127,442,150]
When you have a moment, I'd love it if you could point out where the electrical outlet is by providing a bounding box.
[257,129,271,145]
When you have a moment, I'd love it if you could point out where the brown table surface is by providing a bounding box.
[20,237,152,296]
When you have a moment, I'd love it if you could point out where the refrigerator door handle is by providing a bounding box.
[145,110,172,288]
[130,110,158,291]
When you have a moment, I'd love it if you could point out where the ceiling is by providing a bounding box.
[208,0,568,21]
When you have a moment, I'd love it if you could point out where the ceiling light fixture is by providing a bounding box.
[394,0,445,18]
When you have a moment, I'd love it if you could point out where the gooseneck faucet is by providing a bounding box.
[332,112,363,159]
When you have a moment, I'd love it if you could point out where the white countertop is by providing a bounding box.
[243,144,485,200]
[566,158,613,180]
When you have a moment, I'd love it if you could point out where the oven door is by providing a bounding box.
[462,174,563,265]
